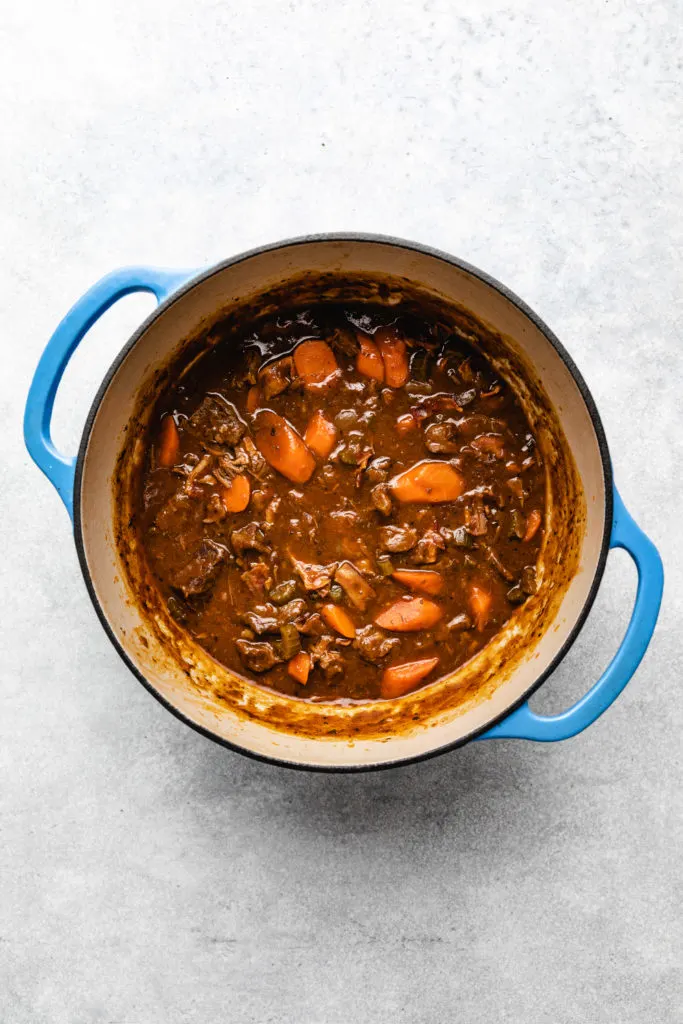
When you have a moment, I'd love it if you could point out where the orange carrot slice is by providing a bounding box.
[523,509,542,542]
[321,603,356,638]
[287,651,311,685]
[374,596,442,631]
[390,460,464,503]
[356,334,384,382]
[469,585,492,631]
[293,340,339,387]
[158,415,180,467]
[258,356,293,399]
[396,413,417,435]
[381,657,440,699]
[254,411,316,484]
[222,473,251,513]
[376,329,409,388]
[246,385,261,414]
[391,569,444,596]
[304,409,337,459]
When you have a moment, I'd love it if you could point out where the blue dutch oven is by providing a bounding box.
[24,236,663,770]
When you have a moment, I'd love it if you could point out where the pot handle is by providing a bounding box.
[478,487,663,742]
[24,267,196,520]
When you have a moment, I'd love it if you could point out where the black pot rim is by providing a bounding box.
[73,232,614,773]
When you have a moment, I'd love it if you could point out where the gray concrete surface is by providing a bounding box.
[2,1,682,1021]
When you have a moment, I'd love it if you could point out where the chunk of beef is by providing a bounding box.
[217,436,270,484]
[411,529,446,564]
[459,484,496,504]
[334,408,360,432]
[465,503,488,536]
[333,636,354,649]
[169,539,225,599]
[334,561,376,611]
[268,579,297,605]
[354,625,400,664]
[370,483,393,515]
[229,346,260,389]
[250,488,272,512]
[258,356,294,399]
[277,598,307,623]
[189,395,246,447]
[354,450,375,488]
[184,453,213,496]
[297,612,326,637]
[413,393,463,421]
[365,456,392,484]
[203,493,227,524]
[240,611,280,635]
[235,639,281,673]
[241,561,272,597]
[231,522,270,556]
[443,524,473,549]
[337,535,373,574]
[378,525,418,553]
[240,436,270,481]
[423,420,460,454]
[215,450,249,487]
[470,433,506,461]
[506,584,527,605]
[454,414,506,438]
[327,326,359,358]
[290,555,336,592]
[308,635,346,679]
[508,506,526,539]
[520,565,538,595]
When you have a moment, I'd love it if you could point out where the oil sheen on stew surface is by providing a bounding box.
[136,303,545,702]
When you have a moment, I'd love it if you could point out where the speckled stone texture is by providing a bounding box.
[2,1,681,1021]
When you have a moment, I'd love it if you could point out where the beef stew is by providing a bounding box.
[135,304,545,701]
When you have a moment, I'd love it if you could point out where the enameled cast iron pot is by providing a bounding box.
[24,235,663,771]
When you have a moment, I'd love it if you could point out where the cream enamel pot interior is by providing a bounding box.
[24,235,663,771]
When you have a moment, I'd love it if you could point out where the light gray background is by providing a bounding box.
[2,1,681,1022]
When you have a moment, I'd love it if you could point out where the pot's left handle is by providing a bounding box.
[24,267,196,521]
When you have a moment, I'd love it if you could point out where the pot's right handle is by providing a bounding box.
[24,266,196,520]
[478,488,663,742]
